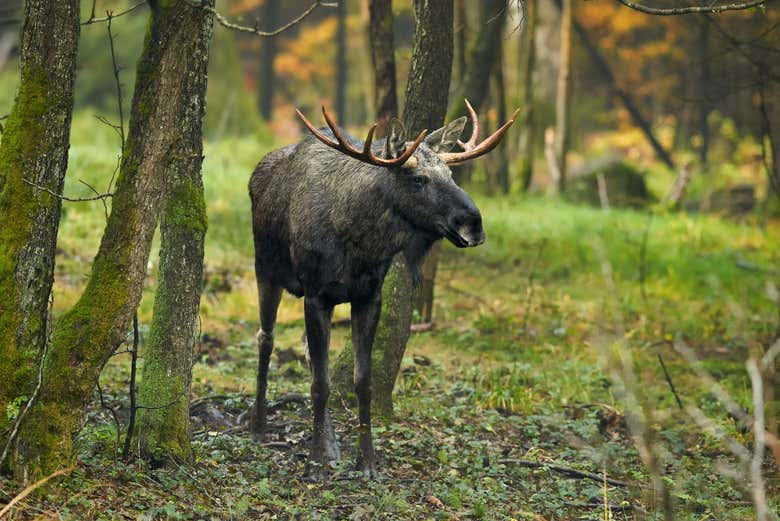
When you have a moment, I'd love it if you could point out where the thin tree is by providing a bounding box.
[553,0,572,194]
[135,7,214,463]
[334,0,454,416]
[369,0,398,134]
[518,0,537,192]
[416,0,507,324]
[0,0,79,476]
[9,0,215,478]
[257,0,280,120]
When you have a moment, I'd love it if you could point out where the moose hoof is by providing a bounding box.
[238,405,267,440]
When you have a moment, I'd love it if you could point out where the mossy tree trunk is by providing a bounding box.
[334,0,454,417]
[10,0,214,480]
[518,0,537,192]
[135,1,213,465]
[416,0,506,322]
[0,0,79,474]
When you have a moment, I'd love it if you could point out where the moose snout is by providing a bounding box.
[448,209,485,248]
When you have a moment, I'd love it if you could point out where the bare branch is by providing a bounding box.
[194,0,337,37]
[616,0,766,15]
[23,178,113,202]
[82,1,146,25]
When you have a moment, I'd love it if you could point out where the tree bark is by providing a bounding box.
[335,0,347,123]
[335,0,454,417]
[135,3,212,464]
[368,0,398,134]
[10,0,214,479]
[554,0,572,194]
[518,0,537,192]
[0,0,79,475]
[257,0,279,120]
[417,0,505,322]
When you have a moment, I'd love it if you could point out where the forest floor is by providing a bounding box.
[2,122,780,520]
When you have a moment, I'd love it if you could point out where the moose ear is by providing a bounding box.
[425,116,467,153]
[383,118,407,159]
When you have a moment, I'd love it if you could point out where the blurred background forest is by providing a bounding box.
[0,0,779,519]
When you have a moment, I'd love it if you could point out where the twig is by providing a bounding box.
[22,178,113,202]
[106,14,125,157]
[122,313,140,460]
[195,0,337,37]
[498,459,629,487]
[0,466,76,518]
[96,380,121,462]
[0,294,53,468]
[616,0,766,15]
[657,353,683,410]
[81,1,145,25]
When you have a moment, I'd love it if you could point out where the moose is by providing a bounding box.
[247,101,518,479]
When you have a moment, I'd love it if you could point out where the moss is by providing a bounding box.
[167,178,208,235]
[0,65,57,436]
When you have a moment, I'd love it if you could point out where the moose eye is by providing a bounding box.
[411,175,429,188]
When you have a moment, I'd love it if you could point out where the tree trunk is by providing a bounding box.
[135,5,212,463]
[492,41,509,194]
[416,0,505,322]
[554,0,572,194]
[369,0,398,134]
[336,0,454,417]
[0,0,79,475]
[447,0,507,122]
[698,18,711,168]
[10,0,214,479]
[518,0,537,192]
[257,0,279,120]
[335,0,347,123]
[454,0,467,84]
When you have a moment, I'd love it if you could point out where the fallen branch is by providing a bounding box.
[498,458,629,487]
[0,465,76,518]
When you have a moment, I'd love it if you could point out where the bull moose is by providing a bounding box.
[247,101,518,478]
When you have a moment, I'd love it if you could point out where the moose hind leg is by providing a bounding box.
[304,296,341,479]
[249,279,282,439]
[351,294,381,478]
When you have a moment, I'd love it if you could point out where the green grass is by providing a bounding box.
[2,110,779,520]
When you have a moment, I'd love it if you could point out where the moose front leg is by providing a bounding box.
[351,293,382,478]
[303,296,341,480]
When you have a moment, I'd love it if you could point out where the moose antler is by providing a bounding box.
[438,99,521,166]
[296,107,427,168]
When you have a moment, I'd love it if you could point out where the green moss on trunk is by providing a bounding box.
[0,0,80,472]
[137,175,209,463]
[10,0,214,479]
